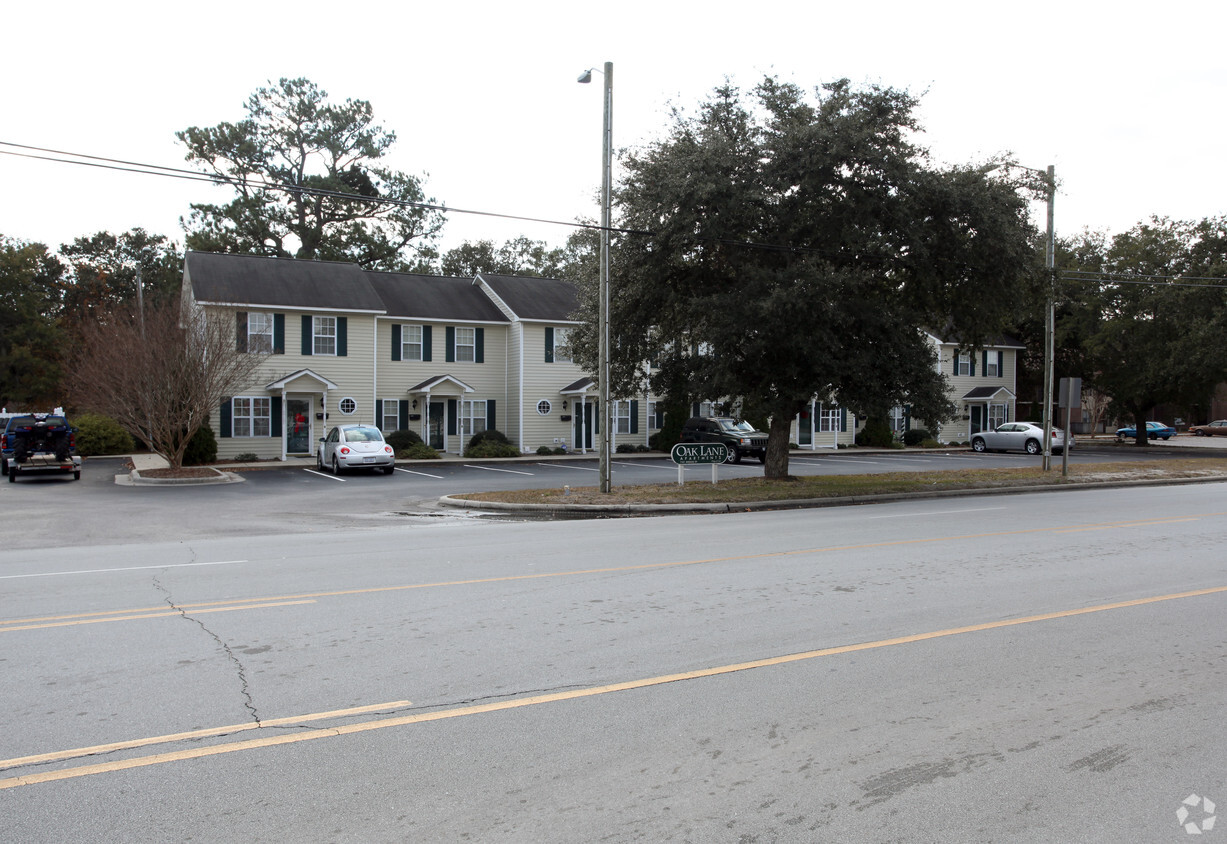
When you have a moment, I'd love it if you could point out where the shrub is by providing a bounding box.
[71,412,134,456]
[901,427,932,447]
[465,440,520,458]
[467,428,511,452]
[616,443,636,453]
[399,443,440,459]
[855,416,895,448]
[920,438,943,449]
[182,424,218,466]
[536,445,554,455]
[551,447,566,455]
[233,452,259,462]
[386,429,423,452]
[635,443,651,453]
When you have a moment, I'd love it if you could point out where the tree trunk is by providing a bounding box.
[764,405,798,479]
[1133,409,1150,446]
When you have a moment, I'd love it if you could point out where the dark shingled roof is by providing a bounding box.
[186,252,384,312]
[366,273,508,323]
[479,273,580,321]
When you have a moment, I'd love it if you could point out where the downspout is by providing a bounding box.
[372,315,379,427]
[517,321,524,452]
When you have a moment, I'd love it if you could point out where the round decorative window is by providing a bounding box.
[537,400,552,415]
[339,397,357,415]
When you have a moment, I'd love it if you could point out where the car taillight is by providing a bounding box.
[384,446,393,453]
[339,446,350,454]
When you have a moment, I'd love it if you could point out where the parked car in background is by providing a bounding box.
[971,422,1071,455]
[317,425,396,475]
[679,417,769,464]
[1115,421,1176,441]
[1188,420,1227,436]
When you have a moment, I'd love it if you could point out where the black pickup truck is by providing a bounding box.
[3,413,81,482]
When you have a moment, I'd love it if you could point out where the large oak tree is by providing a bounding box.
[569,78,1040,477]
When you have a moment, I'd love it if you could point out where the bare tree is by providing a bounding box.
[69,300,268,469]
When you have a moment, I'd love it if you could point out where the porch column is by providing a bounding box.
[281,388,288,461]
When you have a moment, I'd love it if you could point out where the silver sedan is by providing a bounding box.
[971,422,1070,455]
[317,425,396,474]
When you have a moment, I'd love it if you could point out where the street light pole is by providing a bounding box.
[579,61,613,493]
[1041,165,1055,472]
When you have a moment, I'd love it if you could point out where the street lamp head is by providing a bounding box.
[577,69,593,84]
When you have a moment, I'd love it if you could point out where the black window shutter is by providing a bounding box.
[398,400,409,430]
[445,326,455,362]
[236,312,248,352]
[475,327,484,364]
[375,400,384,427]
[271,396,282,436]
[840,408,848,432]
[952,349,959,375]
[273,314,285,354]
[337,317,348,357]
[486,399,496,432]
[983,350,989,374]
[998,350,1005,378]
[545,327,554,363]
[302,316,313,356]
[422,325,433,361]
[391,324,401,361]
[447,399,457,436]
[220,399,232,438]
[970,355,976,376]
[630,400,639,434]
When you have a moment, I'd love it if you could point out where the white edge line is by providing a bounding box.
[536,463,598,472]
[396,468,445,479]
[304,468,346,482]
[0,560,248,580]
[463,465,535,476]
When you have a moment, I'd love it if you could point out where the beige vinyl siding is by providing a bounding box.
[210,309,380,460]
[520,323,587,451]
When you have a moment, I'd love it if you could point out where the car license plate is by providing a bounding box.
[363,456,376,463]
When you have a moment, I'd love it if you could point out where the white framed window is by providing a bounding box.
[614,401,632,434]
[648,400,664,430]
[455,327,476,362]
[698,401,716,417]
[401,325,423,361]
[460,399,487,438]
[819,406,841,432]
[888,406,907,433]
[989,402,1008,429]
[382,399,399,432]
[985,351,1001,377]
[232,397,271,438]
[537,400,552,415]
[339,397,356,415]
[957,352,971,376]
[247,313,273,353]
[552,328,571,364]
[314,316,337,356]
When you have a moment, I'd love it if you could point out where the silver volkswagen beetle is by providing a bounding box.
[970,422,1071,455]
[317,425,396,474]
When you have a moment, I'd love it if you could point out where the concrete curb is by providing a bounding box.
[119,467,245,486]
[437,473,1227,516]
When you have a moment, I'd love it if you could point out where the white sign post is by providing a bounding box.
[669,442,729,485]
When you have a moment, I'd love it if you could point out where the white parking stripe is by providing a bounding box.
[536,463,598,472]
[612,461,675,471]
[464,464,534,475]
[396,468,444,479]
[304,469,345,482]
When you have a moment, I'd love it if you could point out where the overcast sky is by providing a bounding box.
[3,2,1224,259]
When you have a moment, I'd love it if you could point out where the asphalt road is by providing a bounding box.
[2,442,1222,550]
[2,470,1225,842]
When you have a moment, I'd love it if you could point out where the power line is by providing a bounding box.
[0,141,630,237]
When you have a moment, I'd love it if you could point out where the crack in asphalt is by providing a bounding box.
[152,573,261,726]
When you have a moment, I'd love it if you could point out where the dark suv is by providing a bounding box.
[679,417,769,464]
